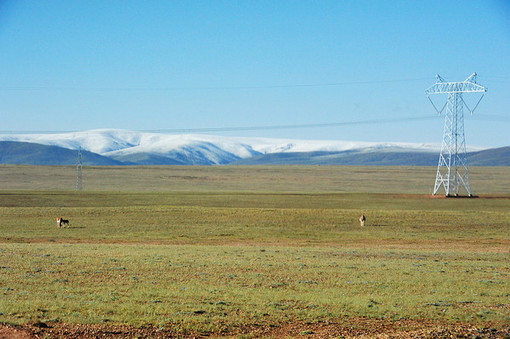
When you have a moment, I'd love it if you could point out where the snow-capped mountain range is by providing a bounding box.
[0,129,445,164]
[1,129,500,166]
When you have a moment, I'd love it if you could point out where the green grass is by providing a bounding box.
[1,244,508,330]
[0,192,508,246]
[0,165,509,333]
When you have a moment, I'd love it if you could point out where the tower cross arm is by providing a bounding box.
[425,81,487,94]
[425,73,487,95]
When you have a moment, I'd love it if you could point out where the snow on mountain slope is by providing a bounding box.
[0,130,140,154]
[0,129,456,165]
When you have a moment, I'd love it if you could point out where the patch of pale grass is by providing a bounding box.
[1,165,509,194]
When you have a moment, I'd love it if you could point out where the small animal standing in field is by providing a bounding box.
[359,215,366,227]
[56,217,70,228]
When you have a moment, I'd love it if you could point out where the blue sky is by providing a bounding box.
[1,0,509,147]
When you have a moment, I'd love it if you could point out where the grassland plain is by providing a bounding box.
[1,164,510,194]
[0,165,509,338]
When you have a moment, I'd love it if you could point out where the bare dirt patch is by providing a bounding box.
[2,319,508,338]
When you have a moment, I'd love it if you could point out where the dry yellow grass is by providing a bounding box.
[1,164,509,194]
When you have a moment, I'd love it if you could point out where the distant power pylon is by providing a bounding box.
[425,73,487,196]
[76,148,83,191]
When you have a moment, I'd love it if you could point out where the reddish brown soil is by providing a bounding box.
[1,319,508,338]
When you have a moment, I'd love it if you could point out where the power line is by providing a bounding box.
[0,115,438,135]
[0,113,505,135]
[146,116,437,133]
[471,114,510,122]
[0,78,430,92]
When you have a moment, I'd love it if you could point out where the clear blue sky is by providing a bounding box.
[1,0,509,147]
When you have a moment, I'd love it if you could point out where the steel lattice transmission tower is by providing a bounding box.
[425,73,487,196]
[76,148,83,191]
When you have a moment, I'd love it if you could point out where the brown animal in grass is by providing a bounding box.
[359,215,366,227]
[56,217,70,228]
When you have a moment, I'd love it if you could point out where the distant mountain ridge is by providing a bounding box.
[0,141,123,165]
[231,148,510,166]
[0,129,508,166]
